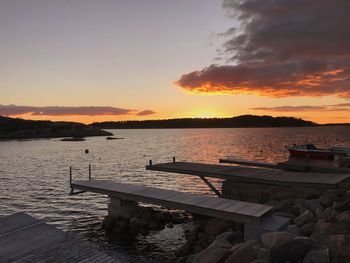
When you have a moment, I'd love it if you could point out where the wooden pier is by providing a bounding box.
[70,180,273,224]
[219,157,278,169]
[146,161,350,189]
[0,212,118,262]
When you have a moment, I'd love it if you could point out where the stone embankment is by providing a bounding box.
[102,206,189,237]
[166,188,350,263]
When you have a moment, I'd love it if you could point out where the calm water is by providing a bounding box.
[1,127,350,261]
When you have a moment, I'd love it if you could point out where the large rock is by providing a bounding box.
[205,218,231,236]
[326,234,350,263]
[333,199,350,212]
[300,223,316,237]
[334,210,350,222]
[305,199,323,211]
[270,237,316,263]
[289,203,307,217]
[261,231,293,249]
[215,231,243,244]
[224,240,260,263]
[302,248,329,263]
[192,247,231,263]
[320,190,339,207]
[294,210,314,227]
[285,224,300,235]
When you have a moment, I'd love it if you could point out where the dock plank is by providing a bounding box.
[0,212,118,262]
[146,162,350,188]
[71,180,273,224]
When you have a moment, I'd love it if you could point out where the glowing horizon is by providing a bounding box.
[1,1,350,125]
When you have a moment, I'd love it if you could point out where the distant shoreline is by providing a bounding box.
[92,114,316,129]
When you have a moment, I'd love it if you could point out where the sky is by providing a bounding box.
[1,0,350,124]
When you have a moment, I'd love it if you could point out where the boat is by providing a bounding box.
[287,144,349,160]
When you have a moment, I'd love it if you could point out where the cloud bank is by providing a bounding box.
[0,105,156,116]
[252,103,350,112]
[136,110,157,116]
[176,0,350,98]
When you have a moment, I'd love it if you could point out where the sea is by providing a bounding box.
[1,126,350,262]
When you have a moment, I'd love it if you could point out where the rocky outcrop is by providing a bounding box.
[167,187,350,263]
[0,115,112,139]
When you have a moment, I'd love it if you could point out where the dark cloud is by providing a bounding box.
[136,110,156,116]
[252,103,350,112]
[0,105,155,116]
[176,0,350,98]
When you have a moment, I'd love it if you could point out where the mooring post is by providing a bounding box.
[69,166,72,185]
[88,164,91,180]
[149,160,152,166]
[173,156,176,163]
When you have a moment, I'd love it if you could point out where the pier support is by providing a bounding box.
[108,196,140,219]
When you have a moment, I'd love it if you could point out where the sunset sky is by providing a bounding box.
[1,0,350,124]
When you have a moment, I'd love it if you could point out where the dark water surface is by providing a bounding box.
[1,127,350,261]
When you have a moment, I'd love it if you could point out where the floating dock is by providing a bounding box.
[146,161,350,189]
[0,212,118,262]
[70,180,273,224]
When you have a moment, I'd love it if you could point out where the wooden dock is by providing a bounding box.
[70,180,273,224]
[146,161,350,188]
[0,212,118,262]
[219,157,278,169]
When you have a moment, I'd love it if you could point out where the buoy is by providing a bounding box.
[85,149,89,154]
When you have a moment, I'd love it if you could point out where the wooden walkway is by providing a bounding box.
[146,161,350,188]
[0,212,118,262]
[71,180,273,224]
[219,157,278,169]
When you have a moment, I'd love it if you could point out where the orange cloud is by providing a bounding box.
[176,0,350,99]
[176,64,350,98]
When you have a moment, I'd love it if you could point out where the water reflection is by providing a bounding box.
[0,126,350,261]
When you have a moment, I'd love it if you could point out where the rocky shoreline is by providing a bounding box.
[101,187,350,263]
[163,188,350,263]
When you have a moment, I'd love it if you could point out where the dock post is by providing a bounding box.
[149,160,152,166]
[88,164,91,180]
[173,157,176,163]
[69,166,72,185]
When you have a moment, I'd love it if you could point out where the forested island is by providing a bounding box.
[92,115,316,129]
[0,116,112,139]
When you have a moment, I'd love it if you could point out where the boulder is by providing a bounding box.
[294,210,314,227]
[300,223,316,237]
[333,199,350,212]
[205,218,231,236]
[334,210,350,222]
[317,207,333,221]
[192,247,231,263]
[261,231,293,249]
[270,237,316,263]
[224,240,260,263]
[302,248,330,263]
[289,204,307,217]
[320,190,338,207]
[215,231,243,244]
[326,234,350,263]
[305,199,323,211]
[285,224,300,235]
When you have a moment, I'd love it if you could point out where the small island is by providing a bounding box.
[92,115,316,129]
[0,115,112,140]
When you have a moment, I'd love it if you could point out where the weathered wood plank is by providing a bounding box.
[71,180,273,224]
[0,213,118,262]
[219,157,278,169]
[146,162,350,188]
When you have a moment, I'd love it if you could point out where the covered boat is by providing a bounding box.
[287,144,349,160]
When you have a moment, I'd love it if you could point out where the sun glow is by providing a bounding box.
[191,110,223,119]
